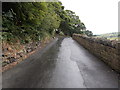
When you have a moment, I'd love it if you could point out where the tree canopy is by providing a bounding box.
[2,2,93,43]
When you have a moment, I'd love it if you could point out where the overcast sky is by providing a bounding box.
[59,0,119,35]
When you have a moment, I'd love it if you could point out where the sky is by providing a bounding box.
[59,0,119,35]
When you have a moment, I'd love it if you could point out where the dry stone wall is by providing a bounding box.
[73,34,120,73]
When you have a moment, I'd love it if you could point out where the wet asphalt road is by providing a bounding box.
[3,37,118,88]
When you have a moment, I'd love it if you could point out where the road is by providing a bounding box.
[3,37,118,88]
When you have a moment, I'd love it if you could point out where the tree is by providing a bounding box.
[84,30,93,36]
[2,2,91,43]
[59,10,86,36]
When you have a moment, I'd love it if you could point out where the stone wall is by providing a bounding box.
[73,34,120,73]
[2,37,52,68]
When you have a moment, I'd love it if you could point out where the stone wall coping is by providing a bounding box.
[73,34,118,49]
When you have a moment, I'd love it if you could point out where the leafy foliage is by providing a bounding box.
[84,30,93,36]
[2,2,92,43]
[59,10,86,36]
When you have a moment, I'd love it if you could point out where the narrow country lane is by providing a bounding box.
[3,37,118,88]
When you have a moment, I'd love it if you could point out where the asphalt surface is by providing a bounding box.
[3,37,119,88]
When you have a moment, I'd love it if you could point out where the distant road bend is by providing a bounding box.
[3,37,118,88]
